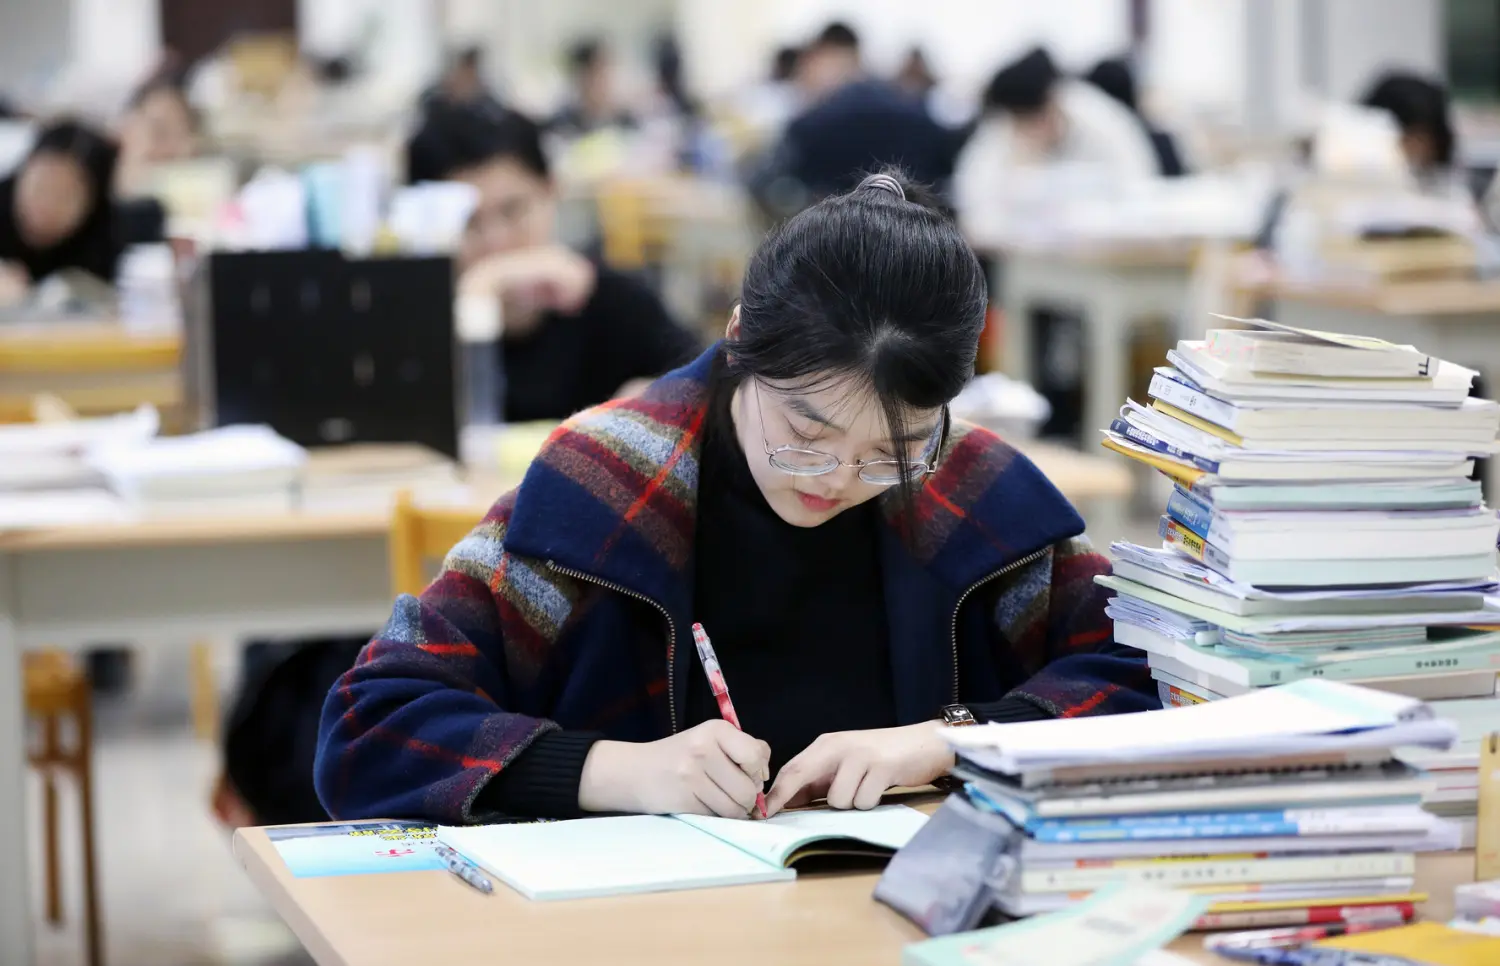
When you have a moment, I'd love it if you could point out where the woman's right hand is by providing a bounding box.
[578,721,771,818]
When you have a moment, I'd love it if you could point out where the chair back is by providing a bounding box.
[388,490,484,597]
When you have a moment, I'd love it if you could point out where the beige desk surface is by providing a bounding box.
[1242,275,1500,317]
[0,442,1128,553]
[233,817,1473,966]
[984,238,1201,270]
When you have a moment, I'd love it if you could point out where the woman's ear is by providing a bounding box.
[725,305,741,341]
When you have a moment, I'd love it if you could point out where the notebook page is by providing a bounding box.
[677,804,929,867]
[437,815,792,901]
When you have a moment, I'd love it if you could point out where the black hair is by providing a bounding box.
[1361,70,1455,169]
[457,46,483,70]
[722,168,986,523]
[1085,57,1137,114]
[984,47,1060,116]
[654,33,697,117]
[25,120,118,221]
[406,103,549,184]
[568,38,605,77]
[773,46,801,82]
[813,22,860,51]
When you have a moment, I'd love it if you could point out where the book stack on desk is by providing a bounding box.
[1098,319,1500,709]
[941,681,1460,929]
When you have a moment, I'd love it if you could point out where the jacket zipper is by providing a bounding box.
[545,560,681,734]
[949,547,1049,703]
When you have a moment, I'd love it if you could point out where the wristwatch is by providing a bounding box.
[939,704,977,728]
[932,705,975,792]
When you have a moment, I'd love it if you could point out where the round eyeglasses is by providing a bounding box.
[754,382,947,486]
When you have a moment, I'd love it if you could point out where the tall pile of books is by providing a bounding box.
[938,681,1459,930]
[1098,318,1500,843]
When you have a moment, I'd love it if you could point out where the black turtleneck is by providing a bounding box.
[684,379,897,779]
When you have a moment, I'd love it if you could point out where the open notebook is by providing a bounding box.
[436,804,928,901]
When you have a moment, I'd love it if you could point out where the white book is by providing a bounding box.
[1017,852,1415,895]
[1193,327,1433,379]
[1166,350,1475,405]
[1205,514,1500,561]
[435,805,927,901]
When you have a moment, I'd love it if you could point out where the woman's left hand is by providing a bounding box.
[763,723,955,816]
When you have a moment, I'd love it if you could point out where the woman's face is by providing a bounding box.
[123,88,197,164]
[455,156,557,269]
[14,153,92,249]
[730,374,945,529]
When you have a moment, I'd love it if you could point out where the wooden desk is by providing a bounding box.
[232,821,1474,966]
[0,323,183,422]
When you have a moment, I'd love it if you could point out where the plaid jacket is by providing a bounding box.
[315,348,1155,823]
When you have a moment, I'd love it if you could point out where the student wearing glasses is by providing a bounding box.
[315,171,1154,824]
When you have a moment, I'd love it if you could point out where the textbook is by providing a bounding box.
[999,876,1420,918]
[1023,805,1436,844]
[1159,505,1500,561]
[1108,432,1476,483]
[1148,370,1500,440]
[1315,921,1500,965]
[1167,347,1474,405]
[1197,324,1433,379]
[1016,851,1415,894]
[435,805,927,901]
[1115,621,1500,688]
[1154,664,1498,703]
[1156,515,1496,586]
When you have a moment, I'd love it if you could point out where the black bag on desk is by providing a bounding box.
[223,637,365,826]
[873,794,1019,936]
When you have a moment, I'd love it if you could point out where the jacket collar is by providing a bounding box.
[502,346,1086,615]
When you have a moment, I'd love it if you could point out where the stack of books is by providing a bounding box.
[1099,319,1500,707]
[940,680,1460,930]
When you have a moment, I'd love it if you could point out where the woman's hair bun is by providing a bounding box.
[857,172,907,201]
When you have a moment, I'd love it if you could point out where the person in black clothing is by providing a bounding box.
[748,23,964,218]
[1084,57,1187,178]
[408,103,699,422]
[547,38,637,139]
[0,120,121,296]
[419,46,507,123]
[1360,71,1456,180]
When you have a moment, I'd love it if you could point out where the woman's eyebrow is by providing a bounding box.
[786,396,843,431]
[894,422,941,444]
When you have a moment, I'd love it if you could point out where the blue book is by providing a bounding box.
[1165,497,1209,541]
[1167,485,1214,534]
[1108,418,1220,473]
[1025,807,1424,844]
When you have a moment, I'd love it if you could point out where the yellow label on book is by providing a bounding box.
[1316,922,1500,966]
[1151,400,1245,446]
[1162,519,1207,560]
[1205,893,1426,914]
[1479,731,1499,882]
[1100,436,1206,489]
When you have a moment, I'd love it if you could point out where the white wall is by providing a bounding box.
[0,0,73,98]
[679,0,1130,100]
[1321,0,1442,100]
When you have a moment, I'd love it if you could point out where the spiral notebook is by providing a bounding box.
[436,804,929,901]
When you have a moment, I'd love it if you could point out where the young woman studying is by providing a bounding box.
[314,171,1154,824]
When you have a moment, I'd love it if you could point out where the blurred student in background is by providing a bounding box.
[408,104,699,421]
[114,73,200,197]
[749,23,962,218]
[895,48,938,101]
[1359,70,1460,192]
[421,46,506,122]
[548,38,637,140]
[0,120,122,301]
[736,46,803,146]
[1084,57,1186,178]
[954,48,1157,241]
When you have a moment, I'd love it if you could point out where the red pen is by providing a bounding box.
[690,622,768,818]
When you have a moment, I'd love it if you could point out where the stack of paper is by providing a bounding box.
[0,407,159,530]
[89,424,307,515]
[1099,319,1500,713]
[942,681,1460,927]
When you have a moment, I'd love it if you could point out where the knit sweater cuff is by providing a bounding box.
[968,696,1054,724]
[474,730,604,819]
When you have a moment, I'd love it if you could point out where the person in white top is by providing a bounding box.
[954,48,1158,246]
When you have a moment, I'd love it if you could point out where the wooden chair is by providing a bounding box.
[25,649,101,966]
[388,491,488,597]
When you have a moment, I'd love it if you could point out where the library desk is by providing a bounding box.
[232,817,1474,966]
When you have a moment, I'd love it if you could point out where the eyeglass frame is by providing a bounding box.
[751,380,949,486]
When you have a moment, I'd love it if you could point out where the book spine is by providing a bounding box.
[1027,807,1421,844]
[1110,418,1221,473]
[1020,853,1413,894]
[1191,902,1417,931]
[1149,372,1239,431]
[1159,516,1208,561]
[1157,682,1208,709]
[1166,487,1215,538]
